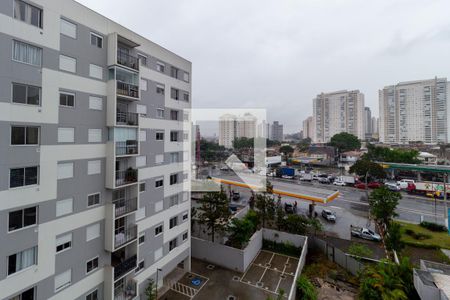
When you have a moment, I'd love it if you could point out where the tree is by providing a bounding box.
[255,182,276,228]
[199,139,228,162]
[348,243,373,258]
[145,279,156,300]
[349,159,386,180]
[279,145,294,156]
[283,214,310,235]
[227,217,256,249]
[385,222,404,252]
[369,187,401,226]
[233,137,254,149]
[329,132,361,153]
[307,217,323,236]
[296,275,317,300]
[363,144,420,164]
[296,137,312,152]
[197,188,231,242]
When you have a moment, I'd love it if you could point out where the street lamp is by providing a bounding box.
[155,268,162,299]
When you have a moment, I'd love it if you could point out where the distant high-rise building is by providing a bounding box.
[379,78,449,144]
[371,117,379,134]
[302,116,315,140]
[313,90,365,143]
[364,107,372,139]
[219,113,257,148]
[270,121,284,142]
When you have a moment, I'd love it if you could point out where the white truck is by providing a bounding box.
[350,225,382,242]
[337,176,355,185]
[300,173,313,182]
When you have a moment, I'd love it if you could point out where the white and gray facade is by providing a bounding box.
[379,78,449,144]
[0,1,191,299]
[270,121,283,142]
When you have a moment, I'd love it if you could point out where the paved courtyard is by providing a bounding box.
[160,251,298,299]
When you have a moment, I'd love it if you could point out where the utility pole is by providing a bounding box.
[444,173,448,231]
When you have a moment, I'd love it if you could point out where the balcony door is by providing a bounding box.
[117,102,128,124]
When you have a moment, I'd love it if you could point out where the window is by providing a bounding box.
[57,163,73,180]
[54,269,71,291]
[58,128,74,143]
[170,67,179,78]
[169,238,177,251]
[183,72,190,82]
[183,232,188,241]
[156,131,164,141]
[140,79,147,91]
[89,96,103,110]
[135,260,144,273]
[155,154,164,164]
[11,126,39,145]
[170,152,179,163]
[87,193,100,207]
[86,223,100,241]
[135,207,145,220]
[155,201,163,212]
[155,224,163,236]
[86,289,98,300]
[155,178,163,188]
[56,233,72,253]
[59,92,75,107]
[87,160,101,175]
[13,41,42,66]
[170,174,178,185]
[8,246,37,275]
[170,131,179,142]
[170,110,179,121]
[86,257,99,274]
[59,55,76,73]
[139,182,146,192]
[169,216,178,229]
[136,156,147,168]
[136,104,147,115]
[8,206,37,231]
[90,32,103,48]
[60,18,77,38]
[139,130,146,142]
[56,198,73,217]
[156,62,165,72]
[12,83,40,105]
[89,64,103,80]
[9,287,35,300]
[139,233,145,244]
[156,84,165,95]
[14,0,43,28]
[156,109,164,119]
[183,132,189,141]
[182,212,188,221]
[88,129,102,143]
[10,166,38,188]
[171,88,179,100]
[170,195,179,207]
[183,93,189,102]
[154,247,163,261]
[138,54,147,66]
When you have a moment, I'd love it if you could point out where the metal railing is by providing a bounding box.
[116,112,139,126]
[117,50,139,71]
[115,169,138,186]
[117,81,139,98]
[113,197,138,218]
[116,141,138,156]
[113,255,137,281]
[114,280,137,300]
[114,225,138,249]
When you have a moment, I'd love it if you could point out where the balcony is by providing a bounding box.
[117,50,139,71]
[114,197,138,218]
[114,225,138,249]
[116,168,138,187]
[117,81,139,99]
[114,279,137,300]
[116,141,138,156]
[113,255,137,281]
[117,111,139,126]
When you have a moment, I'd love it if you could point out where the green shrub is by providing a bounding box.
[296,275,317,300]
[403,240,440,249]
[420,221,447,232]
[404,228,431,240]
[262,239,302,257]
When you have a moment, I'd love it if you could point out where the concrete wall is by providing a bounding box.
[191,230,262,273]
[262,228,307,248]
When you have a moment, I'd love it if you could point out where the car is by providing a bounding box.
[318,177,331,184]
[385,182,401,191]
[284,203,295,214]
[367,182,383,189]
[351,225,381,242]
[321,209,336,222]
[354,182,367,189]
[232,191,240,201]
[333,180,346,186]
[397,179,415,189]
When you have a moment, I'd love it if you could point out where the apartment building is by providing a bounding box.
[364,107,372,139]
[302,116,315,140]
[270,121,283,142]
[313,90,365,143]
[379,78,448,144]
[219,113,256,148]
[0,1,191,299]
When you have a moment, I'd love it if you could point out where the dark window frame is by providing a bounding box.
[11,125,39,145]
[10,166,39,188]
[8,206,38,232]
[12,83,41,106]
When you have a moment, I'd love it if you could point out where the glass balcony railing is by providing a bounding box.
[114,280,137,300]
[113,197,138,218]
[116,141,138,156]
[115,169,138,187]
[117,81,139,99]
[114,225,138,249]
[116,111,139,126]
[117,50,139,71]
[114,255,137,281]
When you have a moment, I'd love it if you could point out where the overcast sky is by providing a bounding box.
[77,0,450,133]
